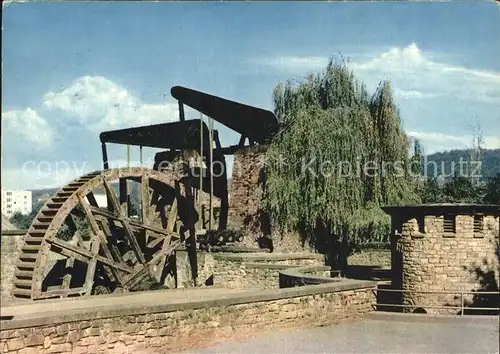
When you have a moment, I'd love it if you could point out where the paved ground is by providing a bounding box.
[188,313,499,354]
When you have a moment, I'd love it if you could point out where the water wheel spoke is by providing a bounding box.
[48,236,133,274]
[124,239,181,288]
[95,216,126,265]
[86,192,99,208]
[78,195,128,286]
[89,206,176,240]
[102,177,146,264]
[155,201,178,278]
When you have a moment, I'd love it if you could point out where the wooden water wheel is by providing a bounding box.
[11,167,195,300]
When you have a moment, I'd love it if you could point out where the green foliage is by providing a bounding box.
[419,177,444,203]
[483,173,500,204]
[263,59,420,250]
[419,173,500,205]
[10,200,44,229]
[56,204,92,241]
[10,212,34,230]
[442,176,483,203]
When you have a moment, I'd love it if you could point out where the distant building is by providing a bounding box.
[1,190,32,217]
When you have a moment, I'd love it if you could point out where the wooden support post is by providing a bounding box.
[209,117,214,230]
[119,178,129,217]
[178,101,185,122]
[101,143,109,170]
[198,113,204,230]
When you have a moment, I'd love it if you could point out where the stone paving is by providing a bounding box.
[188,313,499,354]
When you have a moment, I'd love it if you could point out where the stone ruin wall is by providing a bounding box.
[395,213,499,314]
[228,146,309,252]
[175,250,326,290]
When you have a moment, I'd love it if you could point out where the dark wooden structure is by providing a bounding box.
[12,86,279,300]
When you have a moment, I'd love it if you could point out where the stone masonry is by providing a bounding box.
[0,282,376,354]
[228,146,267,232]
[211,253,325,289]
[384,204,499,314]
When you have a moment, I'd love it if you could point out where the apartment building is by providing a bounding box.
[1,190,32,217]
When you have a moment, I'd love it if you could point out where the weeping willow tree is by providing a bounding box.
[263,59,420,267]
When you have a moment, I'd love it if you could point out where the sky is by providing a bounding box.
[2,1,500,190]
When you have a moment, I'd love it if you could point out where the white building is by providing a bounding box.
[1,190,33,217]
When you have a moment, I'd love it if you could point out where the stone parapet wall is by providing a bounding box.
[0,281,376,354]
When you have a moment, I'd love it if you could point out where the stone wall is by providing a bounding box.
[0,281,376,354]
[228,146,266,229]
[228,146,312,253]
[394,210,499,314]
[174,250,326,290]
[212,253,325,289]
[1,232,23,303]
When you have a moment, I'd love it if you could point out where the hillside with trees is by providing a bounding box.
[423,148,500,181]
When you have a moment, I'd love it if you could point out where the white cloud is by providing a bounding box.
[1,108,54,147]
[393,88,436,99]
[43,76,180,132]
[253,43,500,104]
[249,56,329,74]
[408,130,500,154]
[350,43,500,104]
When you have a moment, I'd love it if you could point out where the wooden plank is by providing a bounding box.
[141,174,151,244]
[37,286,87,299]
[141,174,151,224]
[166,199,178,233]
[102,177,146,264]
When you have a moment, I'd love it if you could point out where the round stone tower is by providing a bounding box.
[383,204,499,314]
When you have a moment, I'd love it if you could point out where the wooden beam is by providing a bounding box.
[61,257,75,294]
[78,195,129,285]
[123,240,181,288]
[119,178,129,216]
[65,215,85,246]
[102,177,146,264]
[47,237,133,274]
[89,206,178,239]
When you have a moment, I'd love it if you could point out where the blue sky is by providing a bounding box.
[2,2,500,190]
